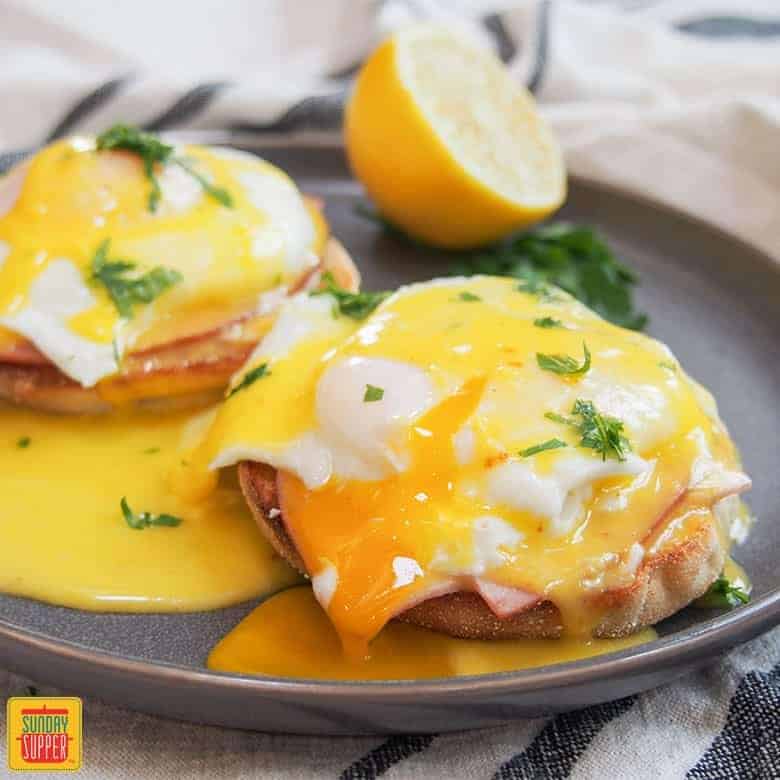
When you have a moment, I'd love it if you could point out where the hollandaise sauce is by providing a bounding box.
[199,276,750,655]
[0,403,299,611]
[208,587,656,681]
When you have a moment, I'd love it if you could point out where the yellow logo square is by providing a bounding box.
[6,697,82,771]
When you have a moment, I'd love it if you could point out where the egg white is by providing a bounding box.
[0,259,117,386]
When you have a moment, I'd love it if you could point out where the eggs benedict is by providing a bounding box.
[0,126,358,413]
[193,275,751,657]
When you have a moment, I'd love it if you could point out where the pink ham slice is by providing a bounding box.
[472,577,541,618]
[388,576,541,621]
[0,340,47,366]
[386,474,752,623]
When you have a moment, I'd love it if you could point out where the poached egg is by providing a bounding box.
[0,134,325,394]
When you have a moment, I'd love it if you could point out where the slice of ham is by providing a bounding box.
[391,477,752,625]
[0,340,47,366]
[388,576,541,622]
[472,577,541,618]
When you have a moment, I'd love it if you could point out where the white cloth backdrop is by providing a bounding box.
[0,1,779,777]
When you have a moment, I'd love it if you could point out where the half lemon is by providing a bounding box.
[345,24,566,249]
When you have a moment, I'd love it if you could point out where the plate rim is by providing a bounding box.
[1,158,779,701]
[2,587,779,700]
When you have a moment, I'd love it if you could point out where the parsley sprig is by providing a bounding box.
[519,438,568,457]
[537,342,591,376]
[227,363,270,399]
[696,575,750,609]
[452,223,648,330]
[515,272,561,302]
[96,124,233,212]
[312,272,390,320]
[173,156,233,208]
[534,317,564,329]
[546,399,631,461]
[90,239,181,319]
[120,497,181,530]
[354,205,648,330]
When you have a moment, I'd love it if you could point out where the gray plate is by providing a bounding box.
[1,144,779,735]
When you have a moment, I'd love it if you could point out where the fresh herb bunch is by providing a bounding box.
[227,363,270,398]
[697,575,750,609]
[355,205,647,330]
[96,124,233,212]
[452,223,647,330]
[90,239,182,319]
[546,399,631,462]
[120,497,181,530]
[313,272,390,320]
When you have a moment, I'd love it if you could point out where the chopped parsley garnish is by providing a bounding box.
[96,125,171,211]
[533,317,564,329]
[696,575,750,609]
[112,336,122,366]
[312,272,390,320]
[96,124,233,212]
[143,447,160,454]
[537,342,591,376]
[120,497,181,530]
[227,363,270,399]
[545,399,631,461]
[173,157,233,208]
[363,384,384,402]
[450,223,648,330]
[456,291,481,302]
[519,438,568,457]
[90,239,182,319]
[658,360,677,372]
[16,436,31,449]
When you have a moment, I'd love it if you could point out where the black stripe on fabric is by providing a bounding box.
[676,16,780,39]
[143,81,231,132]
[328,60,364,81]
[44,75,133,142]
[0,148,32,174]
[231,89,347,134]
[493,695,638,780]
[339,734,436,780]
[687,664,780,780]
[483,13,518,63]
[527,0,551,94]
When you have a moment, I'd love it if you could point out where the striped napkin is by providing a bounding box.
[1,1,779,777]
